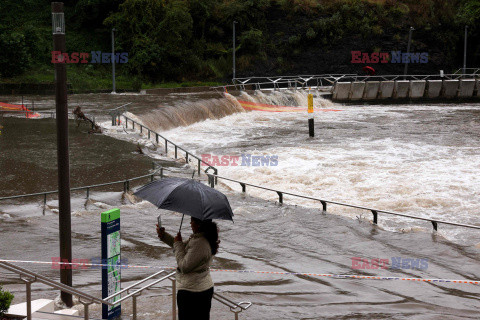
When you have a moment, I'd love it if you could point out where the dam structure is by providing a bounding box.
[226,71,480,102]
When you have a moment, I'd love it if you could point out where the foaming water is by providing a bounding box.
[134,90,335,131]
[152,103,480,241]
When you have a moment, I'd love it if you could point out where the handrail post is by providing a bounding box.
[277,191,283,204]
[140,125,143,133]
[320,201,327,213]
[148,129,151,139]
[43,193,47,215]
[372,210,378,224]
[86,187,90,199]
[132,294,138,320]
[160,168,164,178]
[240,183,246,193]
[431,220,438,231]
[198,159,201,176]
[171,278,177,320]
[165,140,168,154]
[125,118,128,129]
[25,280,32,320]
[185,152,189,163]
[80,301,91,320]
[123,181,127,193]
[175,146,178,159]
[156,133,159,144]
[214,168,218,185]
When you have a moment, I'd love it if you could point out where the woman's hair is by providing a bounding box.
[193,218,220,255]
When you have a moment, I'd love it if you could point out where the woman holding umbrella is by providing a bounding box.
[134,177,233,319]
[157,218,220,320]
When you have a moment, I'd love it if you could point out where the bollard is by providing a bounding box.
[320,201,327,213]
[308,93,314,137]
[277,192,283,204]
[372,210,378,224]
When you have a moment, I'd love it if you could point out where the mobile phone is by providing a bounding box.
[157,215,162,228]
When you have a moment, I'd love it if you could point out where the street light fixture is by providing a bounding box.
[463,25,468,77]
[112,28,116,94]
[403,27,415,79]
[232,21,238,83]
[52,2,73,308]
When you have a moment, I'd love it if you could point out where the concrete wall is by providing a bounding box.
[409,80,426,98]
[379,81,394,99]
[442,80,459,98]
[458,79,476,98]
[426,80,442,98]
[363,81,380,99]
[332,82,351,100]
[393,81,410,99]
[349,82,366,100]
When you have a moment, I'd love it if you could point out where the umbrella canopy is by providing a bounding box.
[363,66,376,76]
[134,177,234,222]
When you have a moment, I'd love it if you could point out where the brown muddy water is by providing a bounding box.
[1,92,479,319]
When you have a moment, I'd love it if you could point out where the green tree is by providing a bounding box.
[0,286,14,317]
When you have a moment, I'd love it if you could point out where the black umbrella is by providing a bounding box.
[134,177,234,232]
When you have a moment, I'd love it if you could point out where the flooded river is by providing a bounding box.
[1,92,479,319]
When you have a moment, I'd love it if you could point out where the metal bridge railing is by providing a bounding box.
[0,261,252,320]
[203,172,480,232]
[116,114,218,180]
[0,172,159,215]
[212,73,480,93]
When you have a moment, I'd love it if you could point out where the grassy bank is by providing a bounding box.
[0,65,224,93]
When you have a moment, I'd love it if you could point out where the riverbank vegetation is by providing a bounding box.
[0,0,478,91]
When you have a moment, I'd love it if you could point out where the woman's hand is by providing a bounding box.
[156,224,165,240]
[174,232,182,242]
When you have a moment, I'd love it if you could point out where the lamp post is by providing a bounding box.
[232,21,238,82]
[52,2,73,307]
[463,25,468,77]
[112,28,116,94]
[403,27,414,79]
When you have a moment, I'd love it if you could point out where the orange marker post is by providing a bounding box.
[308,93,314,137]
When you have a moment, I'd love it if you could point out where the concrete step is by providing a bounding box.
[32,311,84,319]
[7,299,54,317]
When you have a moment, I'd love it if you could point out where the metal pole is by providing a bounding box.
[403,27,414,79]
[232,21,237,82]
[172,279,176,320]
[463,25,468,77]
[52,2,73,307]
[26,281,32,320]
[112,28,116,94]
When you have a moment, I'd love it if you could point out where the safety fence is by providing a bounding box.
[0,260,252,320]
[211,73,480,93]
[0,172,159,215]
[201,171,480,232]
[2,259,478,286]
[111,112,219,179]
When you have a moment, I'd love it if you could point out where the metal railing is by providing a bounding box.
[214,74,356,92]
[0,172,159,215]
[211,73,480,93]
[203,172,480,232]
[0,261,252,320]
[454,68,480,75]
[118,114,218,180]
